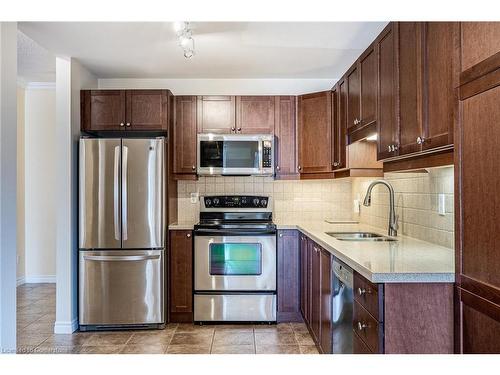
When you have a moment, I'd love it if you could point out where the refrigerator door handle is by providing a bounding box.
[122,145,129,241]
[113,146,120,241]
[82,254,161,262]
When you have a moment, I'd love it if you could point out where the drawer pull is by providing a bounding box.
[357,321,368,331]
[357,287,371,296]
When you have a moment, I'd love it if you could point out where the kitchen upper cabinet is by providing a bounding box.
[376,23,398,160]
[300,233,309,324]
[346,64,361,132]
[461,22,500,72]
[173,96,197,175]
[274,96,298,179]
[197,96,236,134]
[81,89,171,132]
[277,230,302,322]
[422,22,458,151]
[331,83,346,170]
[359,45,377,128]
[297,91,332,176]
[236,96,275,134]
[169,230,194,322]
[125,90,169,130]
[397,22,423,157]
[81,90,126,131]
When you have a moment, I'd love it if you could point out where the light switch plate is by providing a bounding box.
[190,192,199,204]
[438,194,446,216]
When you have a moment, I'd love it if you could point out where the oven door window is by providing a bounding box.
[223,141,259,168]
[209,243,262,276]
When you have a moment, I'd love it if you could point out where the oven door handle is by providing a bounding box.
[194,229,277,236]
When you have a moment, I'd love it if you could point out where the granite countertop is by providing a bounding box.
[168,220,455,284]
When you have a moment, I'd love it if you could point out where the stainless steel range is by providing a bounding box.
[193,195,277,323]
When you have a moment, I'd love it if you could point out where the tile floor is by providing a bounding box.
[17,283,319,354]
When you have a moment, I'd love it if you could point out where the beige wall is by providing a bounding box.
[24,88,56,280]
[177,176,353,224]
[16,87,25,282]
[351,167,454,248]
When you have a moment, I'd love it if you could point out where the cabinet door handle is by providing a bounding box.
[416,136,425,145]
[186,233,191,238]
[192,165,196,170]
[120,122,125,127]
[333,162,339,167]
[298,166,302,171]
[279,233,283,238]
[126,123,131,127]
[231,127,236,133]
[388,145,392,152]
[357,321,368,331]
[276,165,280,171]
[237,128,242,133]
[392,144,398,152]
[357,287,369,296]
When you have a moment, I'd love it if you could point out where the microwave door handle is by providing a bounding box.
[113,146,120,241]
[122,145,128,241]
[258,140,263,171]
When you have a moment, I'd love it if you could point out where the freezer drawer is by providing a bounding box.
[194,294,276,322]
[79,250,164,326]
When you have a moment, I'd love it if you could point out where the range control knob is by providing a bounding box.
[213,198,220,206]
[205,199,212,207]
[253,198,260,207]
[260,199,268,207]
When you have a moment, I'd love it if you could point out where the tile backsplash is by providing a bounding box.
[177,176,352,224]
[351,167,454,248]
[176,166,454,249]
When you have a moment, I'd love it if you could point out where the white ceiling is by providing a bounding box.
[17,31,56,83]
[18,22,388,79]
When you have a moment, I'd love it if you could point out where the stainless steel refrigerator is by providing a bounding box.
[78,137,165,330]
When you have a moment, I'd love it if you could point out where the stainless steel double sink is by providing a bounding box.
[326,232,397,242]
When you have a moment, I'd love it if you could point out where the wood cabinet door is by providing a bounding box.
[300,234,309,323]
[376,23,399,160]
[461,22,500,72]
[197,96,235,133]
[173,96,197,174]
[236,96,275,134]
[82,90,125,131]
[297,91,332,174]
[359,44,377,128]
[310,241,321,342]
[125,90,168,130]
[169,230,193,322]
[459,288,500,354]
[397,22,424,156]
[319,249,332,353]
[460,84,500,293]
[333,79,347,170]
[274,96,298,178]
[422,22,458,151]
[346,64,361,132]
[277,230,301,322]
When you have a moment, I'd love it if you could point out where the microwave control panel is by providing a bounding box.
[262,140,273,168]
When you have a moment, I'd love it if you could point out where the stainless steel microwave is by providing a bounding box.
[197,134,274,176]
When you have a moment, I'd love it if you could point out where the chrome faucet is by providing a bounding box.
[363,180,399,237]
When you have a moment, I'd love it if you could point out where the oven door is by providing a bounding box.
[194,234,276,291]
[197,135,263,175]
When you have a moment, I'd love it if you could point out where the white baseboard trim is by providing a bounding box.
[17,276,26,286]
[54,318,79,334]
[23,275,56,284]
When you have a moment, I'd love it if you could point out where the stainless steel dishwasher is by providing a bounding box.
[331,258,353,354]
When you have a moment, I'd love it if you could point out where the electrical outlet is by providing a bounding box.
[190,192,199,204]
[438,194,446,216]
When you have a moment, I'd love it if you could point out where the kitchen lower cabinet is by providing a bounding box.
[299,233,310,324]
[169,230,194,323]
[277,230,302,322]
[310,240,321,342]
